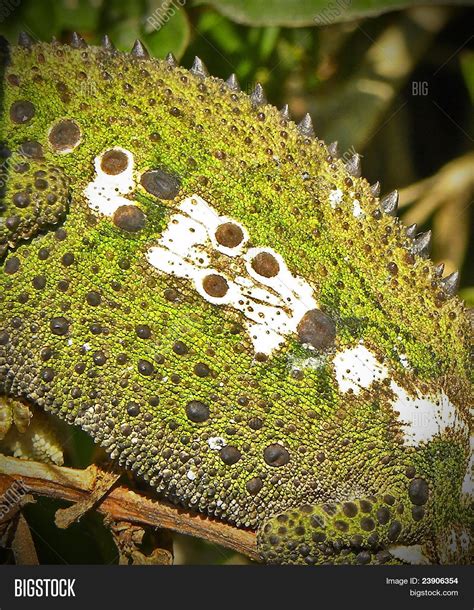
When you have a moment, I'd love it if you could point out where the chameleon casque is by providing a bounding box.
[0,33,472,565]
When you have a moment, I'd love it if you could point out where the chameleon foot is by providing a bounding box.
[257,495,432,565]
[0,397,64,465]
[0,396,32,439]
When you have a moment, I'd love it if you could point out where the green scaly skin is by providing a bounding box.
[0,38,472,565]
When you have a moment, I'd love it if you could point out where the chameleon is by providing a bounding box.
[0,32,472,565]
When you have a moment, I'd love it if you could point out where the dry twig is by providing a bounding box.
[0,454,259,562]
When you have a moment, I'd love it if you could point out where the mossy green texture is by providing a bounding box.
[0,42,471,564]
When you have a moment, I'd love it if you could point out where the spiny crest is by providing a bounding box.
[279,104,290,120]
[370,181,381,197]
[131,39,149,59]
[18,31,34,49]
[190,56,209,78]
[225,73,240,91]
[345,153,362,178]
[380,190,399,217]
[297,113,315,138]
[412,230,432,258]
[440,272,460,297]
[434,262,445,278]
[327,141,339,157]
[406,223,417,239]
[165,51,177,67]
[70,31,87,49]
[250,82,267,106]
[101,34,116,53]
[8,32,462,298]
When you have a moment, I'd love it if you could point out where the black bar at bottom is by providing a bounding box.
[0,565,472,610]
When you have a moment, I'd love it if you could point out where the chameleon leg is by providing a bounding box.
[0,396,64,465]
[0,395,31,439]
[257,494,432,565]
[0,153,69,258]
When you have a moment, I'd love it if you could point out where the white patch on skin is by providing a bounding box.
[245,247,315,310]
[448,530,457,553]
[234,275,282,306]
[179,197,249,257]
[84,148,136,216]
[147,247,206,280]
[390,382,468,447]
[247,323,285,356]
[389,545,430,565]
[332,344,388,394]
[460,530,470,552]
[352,199,364,218]
[207,436,226,450]
[461,434,473,498]
[446,528,471,556]
[333,345,468,447]
[186,468,197,481]
[159,213,210,262]
[329,188,343,208]
[399,353,410,369]
[147,195,319,355]
[287,353,326,373]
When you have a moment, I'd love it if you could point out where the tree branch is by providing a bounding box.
[0,454,259,562]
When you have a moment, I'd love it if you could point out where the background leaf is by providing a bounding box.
[193,0,474,27]
[143,2,190,59]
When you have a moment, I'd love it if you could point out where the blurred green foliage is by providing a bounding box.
[196,0,474,25]
[0,0,472,564]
